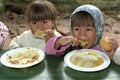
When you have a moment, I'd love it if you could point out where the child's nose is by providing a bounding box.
[79,28,85,36]
[79,36,86,40]
[37,22,44,30]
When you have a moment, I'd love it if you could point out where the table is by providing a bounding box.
[0,49,120,80]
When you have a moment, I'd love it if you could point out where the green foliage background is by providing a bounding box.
[0,0,120,15]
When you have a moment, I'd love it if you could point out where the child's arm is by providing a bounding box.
[45,36,69,56]
[9,31,27,49]
[45,36,78,56]
[9,36,22,49]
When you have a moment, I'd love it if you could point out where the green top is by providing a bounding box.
[0,49,120,80]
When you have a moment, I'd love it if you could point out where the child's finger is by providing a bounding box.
[69,39,77,47]
[109,39,118,49]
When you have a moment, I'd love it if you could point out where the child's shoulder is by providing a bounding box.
[17,30,32,38]
[20,30,31,35]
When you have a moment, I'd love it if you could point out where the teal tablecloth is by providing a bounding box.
[0,49,120,80]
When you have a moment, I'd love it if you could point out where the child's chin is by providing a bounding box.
[34,35,45,39]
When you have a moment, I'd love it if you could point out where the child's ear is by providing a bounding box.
[52,21,56,30]
[53,20,56,26]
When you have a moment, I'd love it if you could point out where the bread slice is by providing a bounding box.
[99,37,112,51]
[78,40,88,47]
[34,29,45,39]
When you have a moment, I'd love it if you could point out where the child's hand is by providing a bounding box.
[44,29,54,42]
[108,38,118,59]
[100,37,112,51]
[100,37,118,59]
[55,36,78,49]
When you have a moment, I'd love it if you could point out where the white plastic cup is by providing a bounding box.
[113,47,120,65]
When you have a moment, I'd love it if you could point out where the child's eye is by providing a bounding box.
[31,21,37,24]
[73,27,80,31]
[42,21,46,24]
[75,28,79,31]
[86,28,92,31]
[86,27,93,31]
[42,20,48,24]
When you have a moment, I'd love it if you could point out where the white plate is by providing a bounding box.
[0,47,45,68]
[64,49,111,72]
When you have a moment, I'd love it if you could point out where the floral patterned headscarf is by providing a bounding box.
[70,4,104,47]
[0,21,9,48]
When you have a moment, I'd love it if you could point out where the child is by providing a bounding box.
[9,0,61,51]
[45,4,118,59]
[0,21,9,49]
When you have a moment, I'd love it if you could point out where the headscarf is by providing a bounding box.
[0,21,9,48]
[70,4,104,47]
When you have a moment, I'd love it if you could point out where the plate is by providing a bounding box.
[0,47,45,68]
[64,49,111,72]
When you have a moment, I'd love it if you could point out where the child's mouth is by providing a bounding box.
[77,39,88,48]
[34,29,45,39]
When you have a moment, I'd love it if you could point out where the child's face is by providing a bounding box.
[29,19,54,34]
[72,26,96,48]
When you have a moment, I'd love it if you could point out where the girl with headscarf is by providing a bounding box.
[45,4,118,58]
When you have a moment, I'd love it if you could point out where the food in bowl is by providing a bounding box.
[7,48,40,65]
[70,51,103,68]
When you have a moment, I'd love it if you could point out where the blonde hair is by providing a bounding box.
[26,0,57,22]
[71,11,95,29]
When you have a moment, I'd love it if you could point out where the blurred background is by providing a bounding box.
[0,0,120,47]
[0,0,120,14]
